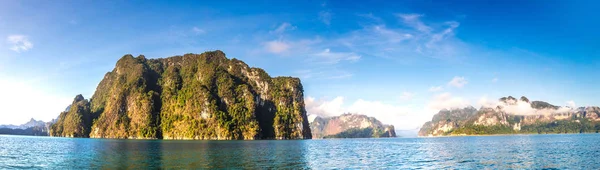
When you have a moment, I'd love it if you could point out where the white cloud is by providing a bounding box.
[312,48,360,64]
[373,25,413,43]
[477,96,497,108]
[492,78,498,83]
[192,27,206,34]
[399,92,415,101]
[305,96,345,117]
[305,96,428,130]
[448,76,468,88]
[295,69,353,80]
[427,92,470,110]
[478,96,575,115]
[272,22,296,34]
[426,21,459,48]
[7,35,33,52]
[567,100,576,108]
[265,40,290,54]
[428,86,443,92]
[262,37,322,55]
[319,11,332,25]
[396,13,431,33]
[337,13,465,61]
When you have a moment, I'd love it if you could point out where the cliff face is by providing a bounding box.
[310,113,396,138]
[418,106,477,136]
[51,51,311,140]
[50,95,92,137]
[419,96,600,136]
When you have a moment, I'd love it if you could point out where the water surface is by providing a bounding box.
[1,134,599,169]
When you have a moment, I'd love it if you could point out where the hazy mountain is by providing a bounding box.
[0,118,49,136]
[0,118,46,130]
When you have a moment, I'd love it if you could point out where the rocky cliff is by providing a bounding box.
[418,106,477,136]
[310,113,396,138]
[419,96,600,136]
[50,95,92,137]
[50,51,311,140]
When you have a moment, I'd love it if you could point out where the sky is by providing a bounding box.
[0,0,599,132]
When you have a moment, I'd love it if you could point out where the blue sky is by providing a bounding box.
[0,0,599,131]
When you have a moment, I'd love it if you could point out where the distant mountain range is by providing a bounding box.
[419,96,600,136]
[310,113,396,138]
[0,118,53,136]
[0,118,49,129]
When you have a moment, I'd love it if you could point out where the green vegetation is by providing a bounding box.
[520,119,600,134]
[51,51,311,140]
[324,127,393,138]
[50,95,92,137]
[449,119,600,135]
[451,125,515,135]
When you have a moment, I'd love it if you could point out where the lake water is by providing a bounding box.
[1,134,599,169]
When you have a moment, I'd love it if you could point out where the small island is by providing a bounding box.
[50,51,312,140]
[310,113,396,139]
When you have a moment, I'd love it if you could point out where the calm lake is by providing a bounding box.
[1,134,599,169]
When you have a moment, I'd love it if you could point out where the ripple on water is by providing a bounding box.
[1,134,600,169]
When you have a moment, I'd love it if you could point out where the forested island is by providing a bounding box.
[310,114,396,139]
[50,51,311,140]
[419,96,600,136]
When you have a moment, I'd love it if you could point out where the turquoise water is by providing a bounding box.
[1,134,599,169]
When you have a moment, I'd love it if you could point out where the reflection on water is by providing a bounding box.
[1,134,600,169]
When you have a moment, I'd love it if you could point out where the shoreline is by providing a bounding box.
[418,132,600,138]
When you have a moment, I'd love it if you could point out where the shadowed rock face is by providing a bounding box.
[50,51,311,140]
[419,96,600,137]
[310,113,396,138]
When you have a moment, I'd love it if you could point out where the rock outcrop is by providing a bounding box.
[310,113,396,138]
[50,51,311,140]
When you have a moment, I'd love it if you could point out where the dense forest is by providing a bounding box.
[323,127,396,138]
[50,51,311,140]
[451,119,600,135]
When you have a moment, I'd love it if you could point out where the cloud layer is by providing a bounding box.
[448,76,468,88]
[7,35,33,52]
[427,92,470,110]
[304,96,429,130]
[478,96,576,115]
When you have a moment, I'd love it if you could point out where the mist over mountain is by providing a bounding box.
[420,96,600,136]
